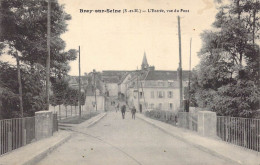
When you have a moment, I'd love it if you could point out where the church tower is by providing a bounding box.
[141,52,149,70]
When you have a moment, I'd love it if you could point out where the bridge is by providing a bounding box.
[0,110,259,165]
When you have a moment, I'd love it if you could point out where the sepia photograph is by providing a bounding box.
[0,0,259,164]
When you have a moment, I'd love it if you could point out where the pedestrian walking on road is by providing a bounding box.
[131,106,136,120]
[121,104,126,119]
[115,103,119,113]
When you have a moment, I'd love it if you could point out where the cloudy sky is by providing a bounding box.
[1,0,219,75]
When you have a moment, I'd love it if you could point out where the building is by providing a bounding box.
[84,78,105,111]
[102,76,120,97]
[84,51,189,112]
[122,52,189,112]
[100,70,130,97]
[85,89,105,111]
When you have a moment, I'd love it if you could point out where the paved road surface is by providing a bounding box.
[37,112,234,165]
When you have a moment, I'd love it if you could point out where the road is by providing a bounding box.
[37,111,234,165]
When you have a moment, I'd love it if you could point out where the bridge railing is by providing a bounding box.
[0,117,35,156]
[0,113,59,156]
[177,112,198,132]
[217,116,260,153]
[144,110,178,126]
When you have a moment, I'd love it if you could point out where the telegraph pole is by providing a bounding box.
[136,69,140,113]
[140,79,147,110]
[188,38,192,109]
[46,0,51,110]
[93,69,98,111]
[78,46,81,118]
[178,16,183,109]
[16,51,23,117]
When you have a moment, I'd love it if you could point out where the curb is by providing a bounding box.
[0,113,107,165]
[59,113,107,130]
[137,115,241,165]
[86,113,107,128]
[24,113,107,165]
[23,132,73,165]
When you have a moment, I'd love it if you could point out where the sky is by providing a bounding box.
[1,0,219,75]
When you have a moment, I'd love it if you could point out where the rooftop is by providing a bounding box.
[144,70,190,81]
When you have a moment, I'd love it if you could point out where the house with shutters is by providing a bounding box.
[124,52,189,112]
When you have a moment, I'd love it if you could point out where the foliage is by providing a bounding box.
[50,77,86,108]
[50,77,69,107]
[189,0,260,118]
[145,110,177,125]
[0,0,78,118]
[0,0,77,78]
[211,80,259,117]
[0,62,46,118]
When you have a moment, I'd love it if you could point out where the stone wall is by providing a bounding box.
[177,110,217,138]
[35,111,53,140]
[197,111,217,137]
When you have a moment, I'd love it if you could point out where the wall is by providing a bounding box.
[119,74,132,95]
[85,96,105,111]
[119,83,127,95]
[128,87,180,113]
[198,111,217,137]
[35,111,53,140]
[106,83,118,96]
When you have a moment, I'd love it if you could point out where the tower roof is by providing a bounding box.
[142,52,149,67]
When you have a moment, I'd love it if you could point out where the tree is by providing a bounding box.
[0,62,46,118]
[0,0,77,116]
[50,77,69,118]
[0,0,77,71]
[0,2,76,90]
[66,88,76,115]
[190,0,260,117]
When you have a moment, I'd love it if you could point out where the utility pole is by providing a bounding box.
[178,16,183,109]
[16,51,23,117]
[140,79,147,110]
[188,38,192,110]
[46,0,51,110]
[93,69,98,111]
[78,46,81,118]
[136,69,140,113]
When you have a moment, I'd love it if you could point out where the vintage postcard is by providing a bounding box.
[0,0,259,164]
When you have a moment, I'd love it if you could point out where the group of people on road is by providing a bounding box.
[115,103,136,120]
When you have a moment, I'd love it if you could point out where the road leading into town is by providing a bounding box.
[37,112,235,165]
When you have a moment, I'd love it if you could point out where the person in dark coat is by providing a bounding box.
[115,103,119,113]
[121,104,126,119]
[131,106,136,120]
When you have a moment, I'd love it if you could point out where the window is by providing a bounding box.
[169,103,173,110]
[168,91,173,98]
[158,103,162,110]
[168,82,174,87]
[140,92,143,98]
[151,91,154,98]
[158,91,164,98]
[150,104,154,109]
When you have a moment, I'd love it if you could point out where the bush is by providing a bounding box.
[145,110,177,125]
